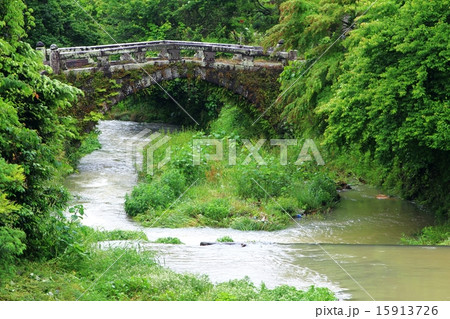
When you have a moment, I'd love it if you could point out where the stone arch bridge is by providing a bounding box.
[38,40,297,114]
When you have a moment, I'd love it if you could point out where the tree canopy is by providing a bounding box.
[265,0,449,217]
[1,0,81,267]
[25,0,283,46]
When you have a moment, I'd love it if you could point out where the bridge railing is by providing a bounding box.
[36,40,297,74]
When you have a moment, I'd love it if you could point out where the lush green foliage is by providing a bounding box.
[0,0,85,273]
[0,226,26,274]
[232,159,292,199]
[401,223,450,246]
[263,0,357,136]
[26,0,282,47]
[2,0,340,302]
[323,0,449,219]
[125,169,186,217]
[208,102,266,139]
[293,174,339,212]
[265,0,449,220]
[25,0,102,47]
[3,0,446,303]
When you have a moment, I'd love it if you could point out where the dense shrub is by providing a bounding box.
[232,160,292,199]
[170,138,205,183]
[266,196,302,215]
[292,174,338,211]
[0,0,85,268]
[209,104,266,139]
[160,169,186,197]
[0,227,26,275]
[125,183,175,217]
[125,169,187,217]
[201,199,231,221]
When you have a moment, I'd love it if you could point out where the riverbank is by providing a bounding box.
[0,228,335,301]
[401,223,450,246]
[327,154,449,246]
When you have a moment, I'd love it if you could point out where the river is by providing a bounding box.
[65,120,450,301]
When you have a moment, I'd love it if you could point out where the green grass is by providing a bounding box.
[217,236,234,242]
[154,237,184,244]
[401,223,450,245]
[133,189,295,231]
[81,227,148,242]
[0,247,336,301]
[131,171,337,231]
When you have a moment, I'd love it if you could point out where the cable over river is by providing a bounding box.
[65,120,450,301]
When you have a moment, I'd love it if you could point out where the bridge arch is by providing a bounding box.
[46,40,293,119]
[62,61,282,118]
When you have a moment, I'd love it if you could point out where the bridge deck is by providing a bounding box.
[36,40,297,74]
[62,58,284,75]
